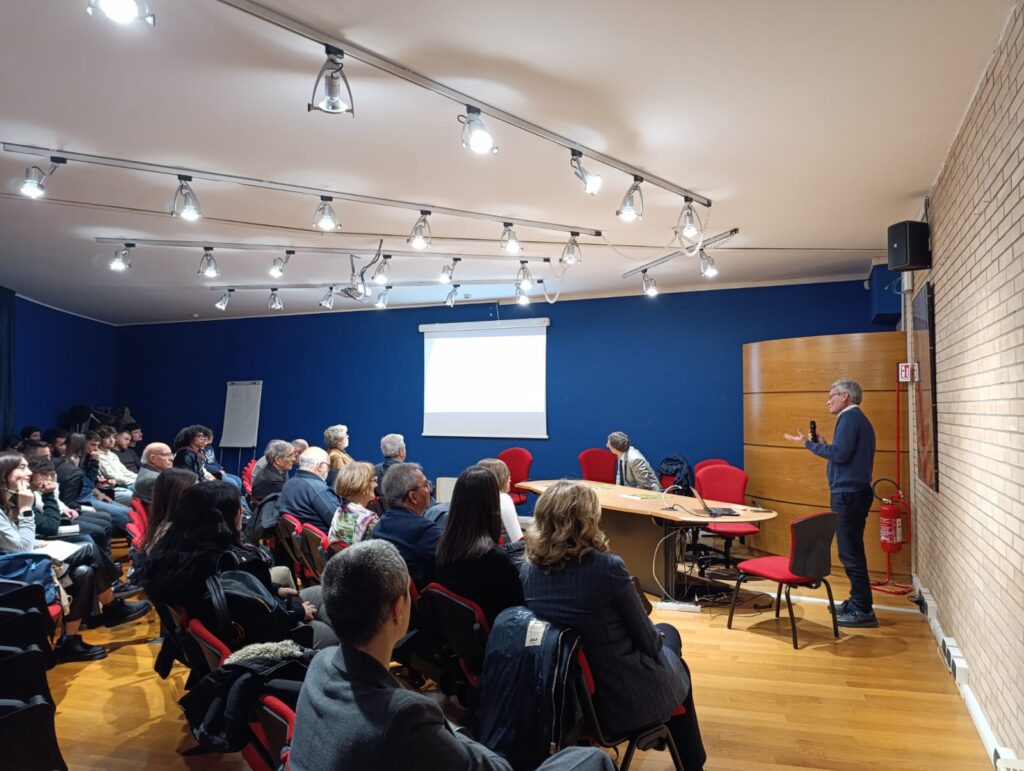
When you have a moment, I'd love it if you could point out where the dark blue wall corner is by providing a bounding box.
[14,297,119,432]
[114,279,883,481]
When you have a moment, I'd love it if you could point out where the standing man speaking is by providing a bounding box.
[785,379,877,628]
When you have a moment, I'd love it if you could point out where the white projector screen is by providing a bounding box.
[420,318,549,438]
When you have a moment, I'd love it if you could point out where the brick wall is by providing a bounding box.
[911,4,1024,752]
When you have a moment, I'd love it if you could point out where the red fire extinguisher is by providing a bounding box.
[870,374,913,595]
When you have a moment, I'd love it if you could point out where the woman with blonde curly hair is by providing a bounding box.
[522,480,706,771]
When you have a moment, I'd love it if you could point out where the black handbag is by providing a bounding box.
[203,553,293,649]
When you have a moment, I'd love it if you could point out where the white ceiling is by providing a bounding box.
[0,0,1013,324]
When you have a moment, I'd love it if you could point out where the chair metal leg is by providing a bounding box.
[822,578,839,639]
[727,575,746,629]
[784,584,798,649]
[775,584,783,618]
[620,737,639,771]
[663,728,685,771]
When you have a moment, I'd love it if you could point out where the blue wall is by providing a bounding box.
[13,298,119,433]
[113,280,890,480]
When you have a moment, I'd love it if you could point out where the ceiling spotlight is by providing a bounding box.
[313,196,340,231]
[560,232,582,266]
[307,46,353,115]
[269,250,293,279]
[570,150,602,195]
[444,284,460,308]
[171,175,202,222]
[349,268,366,297]
[375,286,391,309]
[641,270,658,297]
[459,106,498,155]
[699,250,718,279]
[515,283,531,306]
[19,157,65,200]
[616,176,644,222]
[268,288,284,311]
[109,243,133,272]
[408,211,432,250]
[371,254,391,286]
[86,0,154,25]
[673,199,704,245]
[215,288,234,311]
[198,247,219,279]
[500,223,522,254]
[319,286,336,310]
[439,257,460,285]
[515,261,534,291]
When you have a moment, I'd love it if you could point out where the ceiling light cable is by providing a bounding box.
[109,242,134,272]
[19,157,65,199]
[570,150,602,196]
[459,106,498,155]
[319,286,336,309]
[559,232,582,266]
[641,270,658,297]
[215,288,234,311]
[500,223,522,254]
[197,247,220,278]
[86,0,154,25]
[616,176,644,223]
[307,46,354,115]
[313,196,340,231]
[407,210,432,250]
[171,175,202,222]
[269,249,293,278]
[370,254,391,285]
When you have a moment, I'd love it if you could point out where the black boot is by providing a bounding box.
[55,634,108,663]
[102,597,152,627]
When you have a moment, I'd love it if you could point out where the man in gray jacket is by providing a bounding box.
[607,431,661,491]
[289,540,614,771]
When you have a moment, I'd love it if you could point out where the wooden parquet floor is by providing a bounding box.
[49,570,987,771]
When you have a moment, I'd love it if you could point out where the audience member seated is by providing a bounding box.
[19,439,50,459]
[328,461,380,546]
[476,458,524,544]
[173,424,216,481]
[251,439,295,503]
[277,447,340,530]
[113,428,141,474]
[251,437,306,487]
[0,452,151,662]
[199,430,245,492]
[436,466,524,625]
[28,457,111,552]
[56,432,131,534]
[43,428,68,459]
[374,432,406,494]
[373,463,441,588]
[96,426,137,501]
[139,468,198,556]
[324,424,353,487]
[290,540,613,771]
[143,481,337,648]
[19,425,42,442]
[133,443,174,506]
[607,431,661,491]
[521,480,706,771]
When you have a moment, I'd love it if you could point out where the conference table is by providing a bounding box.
[517,480,777,599]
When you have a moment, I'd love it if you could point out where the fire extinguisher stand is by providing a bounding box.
[871,375,914,595]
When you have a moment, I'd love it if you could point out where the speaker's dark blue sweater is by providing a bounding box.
[805,406,876,493]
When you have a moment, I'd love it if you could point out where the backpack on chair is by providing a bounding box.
[202,553,294,650]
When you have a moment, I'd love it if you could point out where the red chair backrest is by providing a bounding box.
[578,448,616,483]
[695,465,748,505]
[420,583,490,684]
[299,526,329,580]
[659,474,675,490]
[694,458,729,475]
[129,498,148,530]
[498,448,533,494]
[789,512,837,579]
[187,618,232,670]
[253,693,295,771]
[241,458,258,493]
[125,522,144,550]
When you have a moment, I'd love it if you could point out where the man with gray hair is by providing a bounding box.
[277,446,340,529]
[251,439,296,502]
[375,433,406,477]
[133,442,174,505]
[289,540,614,771]
[607,431,661,491]
[785,378,877,628]
[373,462,441,588]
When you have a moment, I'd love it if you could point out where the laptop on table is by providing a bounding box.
[690,486,739,517]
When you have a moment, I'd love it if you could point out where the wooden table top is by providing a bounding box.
[517,479,778,526]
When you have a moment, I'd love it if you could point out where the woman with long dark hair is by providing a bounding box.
[0,452,151,663]
[140,468,197,552]
[435,465,524,624]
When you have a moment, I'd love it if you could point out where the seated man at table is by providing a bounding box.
[277,446,339,530]
[607,431,661,491]
[289,539,614,771]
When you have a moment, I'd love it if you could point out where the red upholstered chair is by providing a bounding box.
[186,618,232,672]
[574,650,684,770]
[498,448,533,505]
[129,497,148,529]
[727,511,839,649]
[276,514,307,582]
[419,583,490,689]
[244,694,296,771]
[241,458,258,494]
[125,521,145,550]
[578,448,617,483]
[693,458,728,475]
[299,524,329,582]
[694,465,757,574]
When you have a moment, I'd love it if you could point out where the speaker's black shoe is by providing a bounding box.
[55,634,108,663]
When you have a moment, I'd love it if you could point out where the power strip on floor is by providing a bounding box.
[655,600,701,613]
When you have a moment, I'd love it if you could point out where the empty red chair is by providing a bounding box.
[241,458,258,494]
[578,448,616,483]
[695,465,757,573]
[497,448,533,505]
[693,458,729,475]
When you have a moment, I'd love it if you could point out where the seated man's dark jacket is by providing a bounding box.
[251,464,287,503]
[277,470,339,530]
[290,644,513,771]
[116,447,141,474]
[372,505,442,588]
[134,464,160,506]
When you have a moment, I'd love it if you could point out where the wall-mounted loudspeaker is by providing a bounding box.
[887,220,931,272]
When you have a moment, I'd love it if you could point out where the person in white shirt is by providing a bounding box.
[96,426,137,488]
[476,458,523,543]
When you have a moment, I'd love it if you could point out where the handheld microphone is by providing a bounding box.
[809,420,818,443]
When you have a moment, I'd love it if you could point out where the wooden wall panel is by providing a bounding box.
[743,331,906,393]
[743,496,911,574]
[744,391,909,450]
